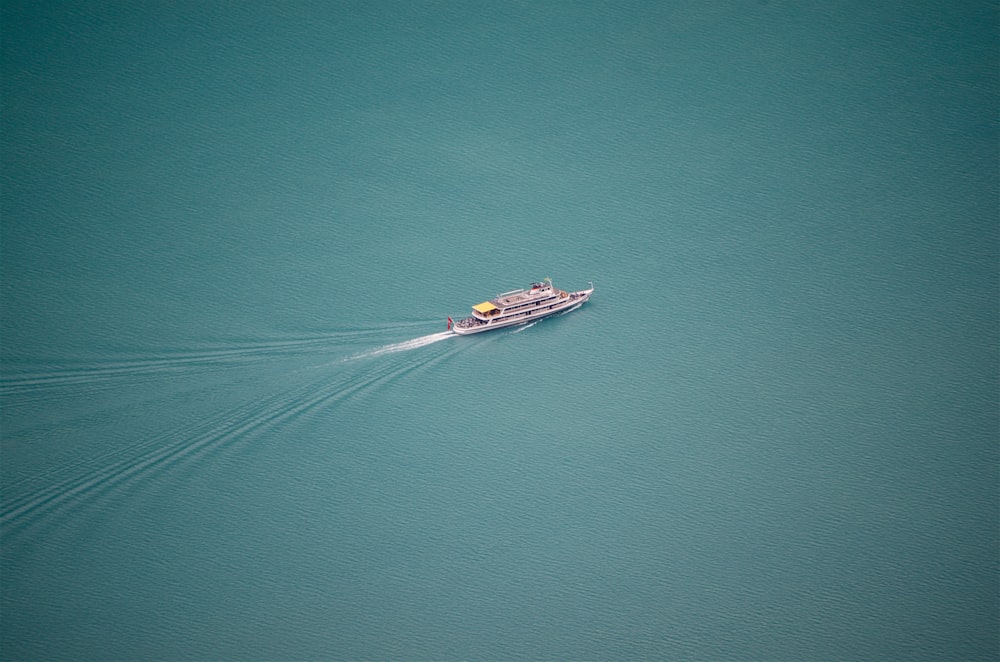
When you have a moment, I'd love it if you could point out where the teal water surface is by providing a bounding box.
[2,2,997,659]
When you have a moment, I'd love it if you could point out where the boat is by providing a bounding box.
[450,279,594,335]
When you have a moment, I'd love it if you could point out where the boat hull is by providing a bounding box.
[452,287,593,335]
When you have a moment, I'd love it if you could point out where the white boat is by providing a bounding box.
[451,279,594,335]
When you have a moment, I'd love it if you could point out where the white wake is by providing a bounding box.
[345,331,455,361]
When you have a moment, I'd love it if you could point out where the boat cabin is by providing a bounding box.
[472,301,500,319]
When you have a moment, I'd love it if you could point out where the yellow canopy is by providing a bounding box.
[473,301,498,313]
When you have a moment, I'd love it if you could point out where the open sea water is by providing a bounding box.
[2,1,997,659]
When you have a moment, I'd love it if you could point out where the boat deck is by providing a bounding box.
[453,281,593,335]
[495,286,555,307]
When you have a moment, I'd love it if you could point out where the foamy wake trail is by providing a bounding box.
[345,331,455,361]
[1,334,467,540]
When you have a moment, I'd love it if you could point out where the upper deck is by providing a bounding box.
[494,283,556,307]
[470,281,565,318]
